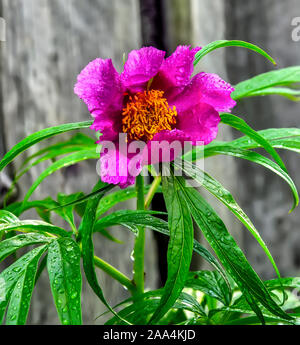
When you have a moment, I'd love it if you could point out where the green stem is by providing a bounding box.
[144,175,161,210]
[94,255,136,294]
[133,174,145,295]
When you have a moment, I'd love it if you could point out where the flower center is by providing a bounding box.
[122,90,177,141]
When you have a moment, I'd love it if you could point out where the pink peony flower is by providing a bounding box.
[74,46,236,188]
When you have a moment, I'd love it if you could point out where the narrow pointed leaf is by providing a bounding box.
[0,245,48,323]
[21,150,98,206]
[194,40,276,66]
[149,174,194,324]
[78,182,124,321]
[185,271,232,306]
[192,146,299,211]
[186,128,300,161]
[220,113,287,172]
[175,160,283,279]
[232,66,300,100]
[0,233,52,262]
[96,185,162,217]
[176,176,291,321]
[94,210,167,234]
[0,219,70,238]
[240,86,300,101]
[47,238,82,325]
[6,245,48,325]
[0,121,92,173]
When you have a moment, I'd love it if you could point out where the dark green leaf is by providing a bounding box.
[0,245,47,324]
[50,182,109,212]
[149,174,194,324]
[47,237,82,325]
[175,160,283,278]
[0,233,52,262]
[185,270,232,306]
[94,210,167,235]
[78,182,122,321]
[176,176,291,321]
[0,219,70,238]
[96,185,162,217]
[105,289,205,325]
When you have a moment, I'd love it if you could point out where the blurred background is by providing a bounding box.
[0,0,299,324]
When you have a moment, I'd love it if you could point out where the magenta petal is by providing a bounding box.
[168,72,236,114]
[167,74,203,113]
[152,45,201,95]
[122,47,165,93]
[194,72,236,112]
[91,110,122,142]
[177,103,220,145]
[100,144,142,189]
[142,129,190,165]
[74,58,124,116]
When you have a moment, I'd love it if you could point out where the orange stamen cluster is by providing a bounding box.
[122,90,177,141]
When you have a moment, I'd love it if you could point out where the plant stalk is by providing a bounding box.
[144,175,161,210]
[133,174,145,295]
[94,255,136,294]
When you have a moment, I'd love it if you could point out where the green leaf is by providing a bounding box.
[176,176,291,321]
[0,210,20,224]
[50,182,109,212]
[5,245,48,325]
[55,192,85,233]
[34,254,48,286]
[185,270,232,306]
[239,86,300,101]
[105,289,205,325]
[94,210,167,235]
[224,315,293,325]
[186,128,300,161]
[243,290,265,325]
[95,206,229,290]
[176,160,283,279]
[192,145,299,212]
[20,133,95,169]
[96,185,162,217]
[220,113,287,173]
[0,233,52,262]
[268,138,300,154]
[47,237,82,325]
[0,121,92,173]
[265,277,300,290]
[226,292,296,324]
[149,173,194,324]
[227,128,300,149]
[95,228,123,244]
[0,219,70,238]
[94,209,232,292]
[21,150,98,206]
[5,198,59,219]
[232,66,300,100]
[78,182,123,321]
[0,245,48,324]
[194,40,276,67]
[4,146,91,205]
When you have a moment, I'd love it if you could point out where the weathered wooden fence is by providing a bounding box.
[0,0,299,324]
